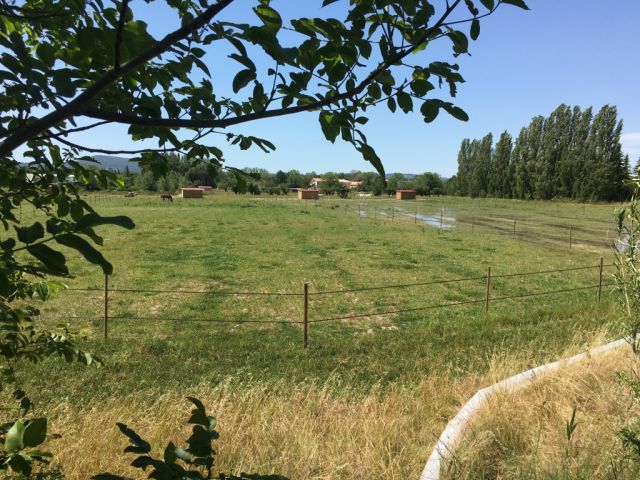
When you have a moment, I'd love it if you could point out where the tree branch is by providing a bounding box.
[0,0,235,158]
[114,0,130,70]
[54,136,185,155]
[80,1,464,131]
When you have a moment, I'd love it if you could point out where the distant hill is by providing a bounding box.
[78,155,141,172]
[388,173,417,180]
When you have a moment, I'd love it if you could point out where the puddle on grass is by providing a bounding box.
[356,206,457,228]
[397,209,456,229]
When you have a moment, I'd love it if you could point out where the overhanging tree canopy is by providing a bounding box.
[1,0,528,181]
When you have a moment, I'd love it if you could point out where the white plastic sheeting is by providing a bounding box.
[420,338,627,480]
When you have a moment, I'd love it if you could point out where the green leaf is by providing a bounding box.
[470,19,480,40]
[396,92,413,113]
[447,30,469,54]
[5,420,25,453]
[8,453,32,475]
[254,5,282,33]
[232,69,257,93]
[421,100,441,123]
[229,53,256,71]
[14,222,45,244]
[186,425,212,457]
[377,70,395,86]
[27,244,68,275]
[501,0,530,9]
[165,441,192,464]
[442,103,470,121]
[55,234,113,274]
[319,111,339,143]
[479,0,495,10]
[410,79,433,97]
[356,141,385,179]
[23,418,47,448]
[186,396,209,426]
[75,213,135,231]
[387,97,396,113]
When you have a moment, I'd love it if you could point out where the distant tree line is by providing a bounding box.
[451,104,632,201]
[87,154,446,197]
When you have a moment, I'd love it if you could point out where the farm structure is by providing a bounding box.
[396,189,416,200]
[181,188,204,198]
[298,189,319,200]
[198,185,213,191]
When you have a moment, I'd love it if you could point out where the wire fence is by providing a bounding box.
[45,260,613,348]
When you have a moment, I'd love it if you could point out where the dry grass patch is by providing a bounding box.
[443,344,640,479]
[45,378,475,480]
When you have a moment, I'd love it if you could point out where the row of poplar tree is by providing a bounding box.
[454,104,632,201]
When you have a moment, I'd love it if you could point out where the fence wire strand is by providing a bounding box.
[309,284,602,324]
[67,287,303,296]
[53,262,613,331]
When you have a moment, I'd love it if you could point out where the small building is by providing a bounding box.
[396,189,416,200]
[198,185,213,191]
[298,189,319,200]
[182,188,204,198]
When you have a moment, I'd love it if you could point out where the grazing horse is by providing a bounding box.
[160,194,173,202]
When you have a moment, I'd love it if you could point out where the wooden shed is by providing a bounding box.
[198,185,213,191]
[396,189,416,200]
[182,188,204,198]
[298,189,319,200]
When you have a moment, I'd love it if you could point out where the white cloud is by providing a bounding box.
[622,132,640,159]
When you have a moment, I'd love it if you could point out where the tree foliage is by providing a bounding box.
[454,104,630,201]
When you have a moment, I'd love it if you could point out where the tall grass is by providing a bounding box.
[442,345,640,479]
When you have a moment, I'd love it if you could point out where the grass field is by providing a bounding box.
[9,193,628,479]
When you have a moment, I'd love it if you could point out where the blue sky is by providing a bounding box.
[70,1,640,176]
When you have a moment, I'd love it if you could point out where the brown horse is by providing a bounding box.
[160,194,173,202]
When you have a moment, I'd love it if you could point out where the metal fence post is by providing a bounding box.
[484,266,491,319]
[303,283,309,348]
[104,274,109,340]
[598,257,603,304]
[414,205,418,224]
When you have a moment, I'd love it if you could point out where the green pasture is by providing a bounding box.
[16,193,623,405]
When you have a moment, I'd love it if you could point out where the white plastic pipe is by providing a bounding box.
[420,338,627,480]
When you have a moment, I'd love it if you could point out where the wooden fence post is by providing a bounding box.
[414,205,418,224]
[104,274,109,340]
[598,257,603,304]
[440,208,443,230]
[472,216,475,233]
[513,219,516,239]
[303,283,309,349]
[484,266,491,319]
[569,225,573,249]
